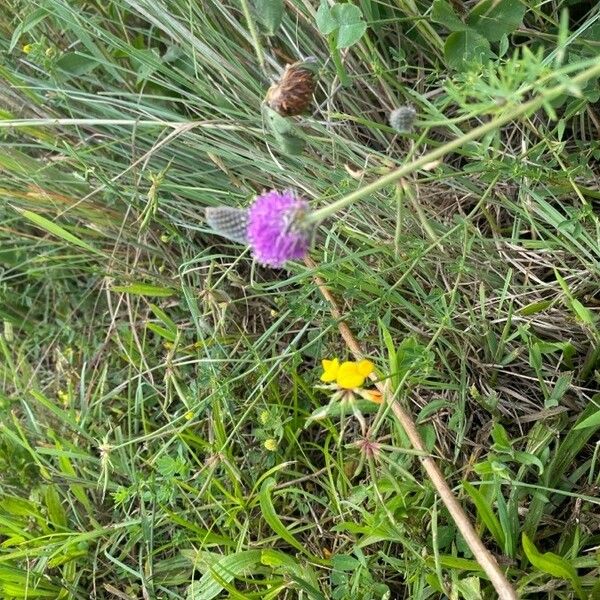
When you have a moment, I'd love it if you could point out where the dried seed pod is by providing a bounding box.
[205,207,248,244]
[265,58,317,117]
[389,105,417,133]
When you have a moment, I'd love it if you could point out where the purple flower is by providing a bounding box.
[246,190,312,267]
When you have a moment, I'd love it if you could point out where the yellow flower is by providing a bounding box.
[320,358,340,382]
[320,358,374,389]
[337,360,373,389]
[264,438,278,451]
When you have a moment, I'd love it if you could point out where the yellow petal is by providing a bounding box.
[336,361,365,389]
[357,359,374,377]
[320,358,340,382]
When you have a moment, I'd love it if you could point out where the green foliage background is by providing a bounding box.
[0,0,599,598]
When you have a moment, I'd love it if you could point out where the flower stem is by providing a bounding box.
[329,37,350,87]
[307,59,600,224]
[307,256,519,600]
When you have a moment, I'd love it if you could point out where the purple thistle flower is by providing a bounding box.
[247,190,312,268]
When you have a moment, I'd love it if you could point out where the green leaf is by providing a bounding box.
[574,405,600,430]
[264,105,293,135]
[444,30,493,70]
[131,48,161,84]
[393,336,434,385]
[259,478,324,562]
[512,451,544,475]
[463,481,505,549]
[315,1,337,35]
[491,423,511,450]
[111,284,177,297]
[9,8,49,52]
[274,130,306,155]
[254,0,284,35]
[149,303,178,335]
[431,0,468,32]
[522,534,584,600]
[55,52,100,77]
[570,298,595,326]
[547,395,600,486]
[43,485,67,528]
[186,550,262,600]
[17,209,100,255]
[315,1,366,48]
[545,372,572,408]
[455,576,482,600]
[336,21,367,49]
[517,300,552,315]
[331,3,366,48]
[260,550,325,600]
[467,0,527,43]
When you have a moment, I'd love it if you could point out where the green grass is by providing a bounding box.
[1,0,600,598]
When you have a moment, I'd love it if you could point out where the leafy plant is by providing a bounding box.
[253,0,284,36]
[522,534,585,600]
[316,1,367,85]
[432,0,527,70]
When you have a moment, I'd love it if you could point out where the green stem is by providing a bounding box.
[239,0,265,74]
[329,36,350,87]
[307,60,600,224]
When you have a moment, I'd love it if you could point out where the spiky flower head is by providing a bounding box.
[246,190,312,268]
[205,191,314,268]
[389,105,417,133]
[205,206,249,244]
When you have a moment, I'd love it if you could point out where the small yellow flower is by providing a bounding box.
[184,411,194,421]
[22,44,34,54]
[320,358,340,383]
[264,438,278,451]
[336,360,374,389]
[356,359,374,377]
[320,358,375,389]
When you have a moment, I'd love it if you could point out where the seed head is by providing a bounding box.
[266,58,318,117]
[389,105,417,133]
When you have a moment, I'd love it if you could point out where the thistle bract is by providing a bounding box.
[205,206,249,244]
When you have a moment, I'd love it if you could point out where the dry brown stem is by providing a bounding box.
[306,257,518,600]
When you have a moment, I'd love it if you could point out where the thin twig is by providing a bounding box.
[306,257,518,600]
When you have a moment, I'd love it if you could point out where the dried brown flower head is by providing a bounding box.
[265,58,317,117]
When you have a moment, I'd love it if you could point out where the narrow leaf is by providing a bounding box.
[463,481,505,549]
[112,284,177,297]
[574,405,600,430]
[186,550,262,600]
[522,534,584,599]
[259,478,323,562]
[18,209,99,254]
